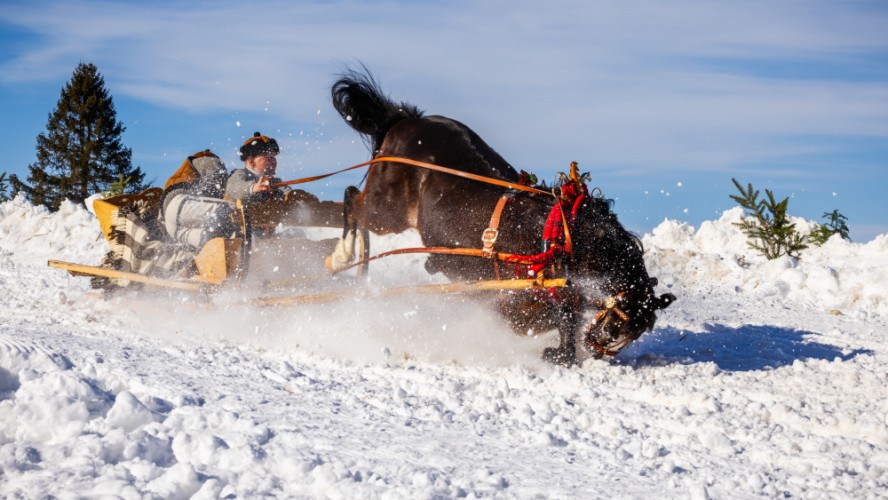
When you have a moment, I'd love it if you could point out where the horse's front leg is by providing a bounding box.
[326,186,362,272]
[542,289,583,366]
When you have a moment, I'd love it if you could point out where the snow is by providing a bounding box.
[1,195,887,498]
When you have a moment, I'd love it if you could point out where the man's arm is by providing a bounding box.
[225,169,255,201]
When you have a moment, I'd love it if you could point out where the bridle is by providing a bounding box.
[584,292,633,357]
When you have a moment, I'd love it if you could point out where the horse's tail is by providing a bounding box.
[332,66,424,153]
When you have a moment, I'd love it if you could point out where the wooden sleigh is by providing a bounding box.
[48,187,564,306]
[49,187,348,293]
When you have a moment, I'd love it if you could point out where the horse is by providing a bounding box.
[326,68,675,365]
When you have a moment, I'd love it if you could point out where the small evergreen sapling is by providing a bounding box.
[101,175,131,197]
[730,178,808,260]
[809,209,851,246]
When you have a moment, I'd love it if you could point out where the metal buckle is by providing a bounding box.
[481,227,499,257]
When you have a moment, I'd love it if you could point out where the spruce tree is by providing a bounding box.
[13,62,146,209]
[730,178,808,260]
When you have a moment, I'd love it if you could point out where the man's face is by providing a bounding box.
[248,154,277,177]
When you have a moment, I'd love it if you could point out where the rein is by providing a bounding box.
[277,155,575,274]
[274,155,554,197]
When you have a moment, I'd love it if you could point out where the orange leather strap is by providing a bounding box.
[274,156,553,197]
[482,193,514,279]
[481,194,512,258]
[330,246,538,275]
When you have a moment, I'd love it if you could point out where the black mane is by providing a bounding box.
[332,68,423,154]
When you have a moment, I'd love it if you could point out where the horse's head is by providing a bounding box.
[568,195,675,358]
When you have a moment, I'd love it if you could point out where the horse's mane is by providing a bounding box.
[577,196,645,270]
[332,66,517,181]
[332,67,423,154]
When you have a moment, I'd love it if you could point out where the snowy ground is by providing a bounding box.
[1,196,886,499]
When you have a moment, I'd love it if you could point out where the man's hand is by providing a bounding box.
[251,175,274,194]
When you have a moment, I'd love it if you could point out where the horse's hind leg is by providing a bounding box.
[326,186,362,272]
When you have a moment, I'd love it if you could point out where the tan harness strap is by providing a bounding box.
[330,246,538,275]
[482,193,512,256]
[482,194,514,279]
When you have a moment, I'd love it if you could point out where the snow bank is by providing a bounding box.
[1,197,886,498]
[0,195,106,265]
[645,207,888,319]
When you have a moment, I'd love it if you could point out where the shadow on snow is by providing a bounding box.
[614,324,872,372]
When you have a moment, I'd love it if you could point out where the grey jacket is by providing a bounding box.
[225,168,289,203]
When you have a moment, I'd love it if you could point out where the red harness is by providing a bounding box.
[524,192,587,276]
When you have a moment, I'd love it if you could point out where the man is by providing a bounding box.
[160,149,236,249]
[225,132,290,203]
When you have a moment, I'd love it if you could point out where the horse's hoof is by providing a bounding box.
[424,259,439,274]
[542,347,577,366]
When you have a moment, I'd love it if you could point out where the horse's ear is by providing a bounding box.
[654,293,676,310]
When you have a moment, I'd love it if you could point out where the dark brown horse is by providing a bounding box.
[327,69,674,364]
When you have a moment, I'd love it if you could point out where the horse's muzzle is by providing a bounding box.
[583,290,676,358]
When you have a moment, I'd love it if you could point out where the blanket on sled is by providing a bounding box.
[91,200,195,289]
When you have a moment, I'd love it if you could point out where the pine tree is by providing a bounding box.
[13,62,146,209]
[730,178,808,260]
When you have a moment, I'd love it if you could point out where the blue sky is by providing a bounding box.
[1,0,886,241]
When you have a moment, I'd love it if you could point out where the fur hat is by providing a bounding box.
[238,132,280,161]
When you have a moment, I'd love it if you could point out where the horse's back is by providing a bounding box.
[358,115,509,237]
[380,115,516,181]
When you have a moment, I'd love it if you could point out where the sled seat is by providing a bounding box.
[192,237,244,285]
[93,187,164,243]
